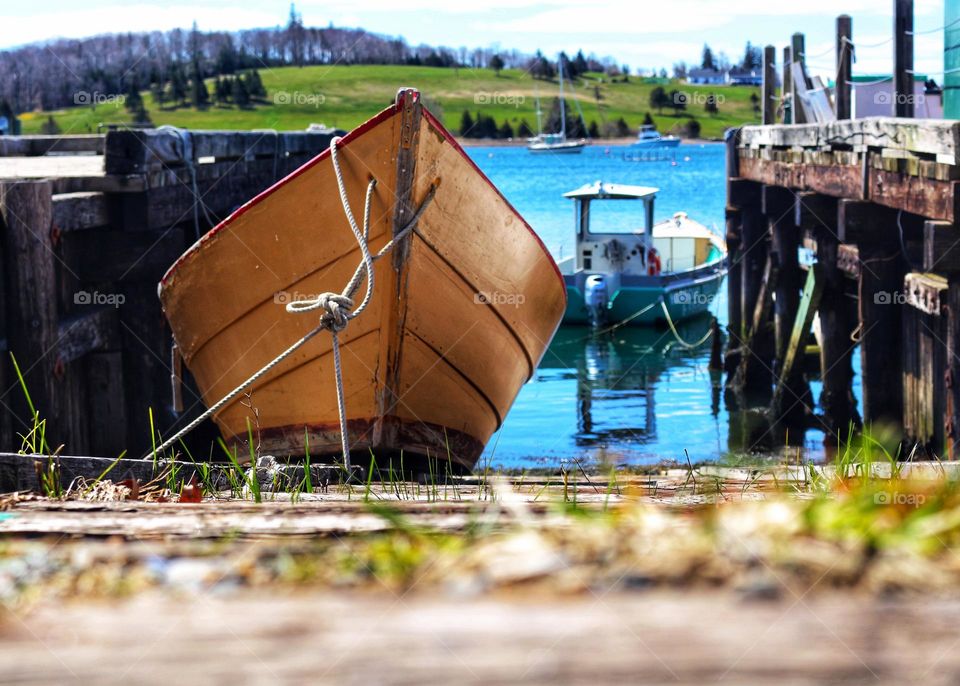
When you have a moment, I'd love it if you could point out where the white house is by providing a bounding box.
[686,68,727,85]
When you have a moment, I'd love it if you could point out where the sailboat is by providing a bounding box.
[527,56,587,154]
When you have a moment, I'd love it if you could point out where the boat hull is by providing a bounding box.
[527,143,585,154]
[562,262,725,327]
[631,138,681,149]
[159,90,567,471]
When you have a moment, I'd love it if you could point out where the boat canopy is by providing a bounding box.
[563,181,658,200]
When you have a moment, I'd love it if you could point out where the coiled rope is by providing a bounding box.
[151,136,438,471]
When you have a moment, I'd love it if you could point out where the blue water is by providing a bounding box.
[465,143,857,468]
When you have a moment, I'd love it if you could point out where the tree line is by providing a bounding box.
[0,4,625,115]
[458,98,698,140]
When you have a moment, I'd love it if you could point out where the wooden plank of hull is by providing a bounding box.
[159,93,566,470]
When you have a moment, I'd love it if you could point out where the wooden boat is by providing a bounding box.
[159,89,567,472]
[557,182,726,327]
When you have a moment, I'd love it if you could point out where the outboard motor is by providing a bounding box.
[584,274,608,327]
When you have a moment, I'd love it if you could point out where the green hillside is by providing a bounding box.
[20,65,761,140]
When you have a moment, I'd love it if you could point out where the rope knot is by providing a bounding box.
[286,292,354,332]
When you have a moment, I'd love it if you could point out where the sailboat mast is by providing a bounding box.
[558,55,567,139]
[534,88,543,136]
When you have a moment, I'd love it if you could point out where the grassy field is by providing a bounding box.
[19,64,762,140]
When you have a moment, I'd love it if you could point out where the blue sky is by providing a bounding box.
[0,0,950,81]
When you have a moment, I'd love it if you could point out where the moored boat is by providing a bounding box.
[557,181,726,327]
[526,56,587,154]
[159,89,567,472]
[631,124,681,149]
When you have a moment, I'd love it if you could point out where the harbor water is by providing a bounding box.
[467,143,860,468]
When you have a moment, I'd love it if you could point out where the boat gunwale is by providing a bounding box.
[158,99,567,299]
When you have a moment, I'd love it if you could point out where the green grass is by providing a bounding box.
[21,65,761,140]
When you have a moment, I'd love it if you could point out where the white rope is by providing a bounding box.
[660,300,714,349]
[150,136,439,471]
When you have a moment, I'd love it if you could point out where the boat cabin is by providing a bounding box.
[564,181,658,276]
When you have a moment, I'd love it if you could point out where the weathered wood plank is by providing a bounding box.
[773,266,824,416]
[104,128,339,174]
[739,156,960,222]
[0,134,104,157]
[57,307,119,364]
[51,192,109,232]
[740,117,960,162]
[904,272,948,316]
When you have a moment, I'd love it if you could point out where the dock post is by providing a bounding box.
[924,220,960,455]
[841,201,905,429]
[731,180,774,397]
[724,129,744,376]
[0,181,62,443]
[836,15,853,120]
[762,46,777,126]
[765,186,800,366]
[790,33,808,124]
[807,196,859,447]
[782,46,793,124]
[894,0,915,118]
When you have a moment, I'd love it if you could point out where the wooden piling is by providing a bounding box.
[836,15,853,120]
[790,33,808,124]
[894,0,914,118]
[762,46,777,126]
[765,185,800,363]
[924,220,960,455]
[848,203,905,426]
[1,181,60,444]
[800,194,859,441]
[733,180,774,396]
[782,46,793,124]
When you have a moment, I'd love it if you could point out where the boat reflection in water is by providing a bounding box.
[537,315,720,458]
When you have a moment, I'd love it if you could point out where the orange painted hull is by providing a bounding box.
[159,90,566,471]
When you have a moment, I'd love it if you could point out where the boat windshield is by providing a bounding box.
[584,199,648,235]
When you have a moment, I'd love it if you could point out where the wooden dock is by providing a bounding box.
[0,128,340,458]
[726,114,960,454]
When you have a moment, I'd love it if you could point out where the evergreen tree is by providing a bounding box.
[649,86,670,114]
[642,112,654,126]
[489,54,504,76]
[704,93,719,116]
[497,120,514,138]
[701,44,716,70]
[244,70,267,99]
[459,110,475,136]
[214,77,228,105]
[573,50,588,76]
[190,66,209,108]
[124,78,144,113]
[231,75,250,106]
[587,120,599,138]
[517,119,533,138]
[683,118,701,138]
